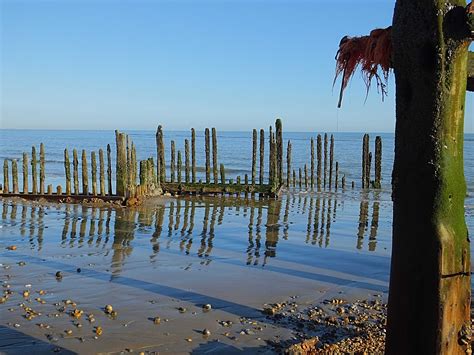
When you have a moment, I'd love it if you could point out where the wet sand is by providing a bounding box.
[1,191,400,353]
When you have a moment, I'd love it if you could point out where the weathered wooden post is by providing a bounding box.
[170,140,176,183]
[383,2,473,352]
[342,174,346,190]
[177,150,182,184]
[329,135,334,189]
[212,128,218,184]
[310,137,315,188]
[3,160,9,193]
[22,153,28,194]
[64,149,71,195]
[39,143,45,194]
[269,126,273,184]
[131,143,137,197]
[82,150,88,195]
[91,151,97,196]
[56,185,62,195]
[73,148,79,195]
[107,144,112,195]
[292,170,296,188]
[47,184,52,195]
[155,126,161,188]
[304,164,308,189]
[99,149,105,196]
[362,133,369,189]
[191,128,196,183]
[31,146,37,194]
[275,119,283,185]
[12,160,19,194]
[115,131,127,196]
[286,140,291,187]
[335,161,339,190]
[185,139,190,183]
[298,167,302,189]
[316,134,322,189]
[140,160,147,186]
[259,129,265,185]
[205,128,211,184]
[323,133,328,188]
[374,136,382,188]
[220,163,225,184]
[252,129,257,185]
[367,152,372,187]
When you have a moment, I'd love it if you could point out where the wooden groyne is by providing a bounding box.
[0,120,385,205]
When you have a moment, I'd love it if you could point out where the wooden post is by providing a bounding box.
[56,185,62,195]
[115,131,127,196]
[335,162,339,190]
[140,160,147,185]
[342,174,346,189]
[292,170,296,188]
[236,176,241,185]
[39,143,45,194]
[275,119,283,185]
[205,128,210,184]
[298,167,302,189]
[367,152,372,188]
[99,149,105,196]
[12,159,19,194]
[177,150,182,184]
[269,126,273,184]
[82,150,88,195]
[310,137,315,188]
[374,136,382,188]
[155,126,161,188]
[323,133,328,189]
[64,149,71,195]
[3,160,9,193]
[73,148,79,195]
[220,163,225,184]
[31,146,37,194]
[212,127,218,184]
[362,133,369,189]
[252,129,257,185]
[131,143,137,197]
[329,135,334,189]
[304,164,308,189]
[259,129,265,185]
[47,184,52,195]
[170,140,176,183]
[185,139,190,183]
[316,134,322,190]
[191,128,196,183]
[107,144,112,195]
[351,181,355,189]
[91,151,97,196]
[286,140,291,187]
[22,152,28,194]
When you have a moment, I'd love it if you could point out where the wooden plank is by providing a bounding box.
[161,182,278,196]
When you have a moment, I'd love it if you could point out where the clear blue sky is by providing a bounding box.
[1,0,472,132]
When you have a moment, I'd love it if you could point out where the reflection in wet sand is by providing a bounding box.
[1,192,383,276]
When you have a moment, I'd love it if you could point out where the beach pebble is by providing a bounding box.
[104,305,113,314]
[202,328,211,337]
[178,307,187,313]
[202,304,212,311]
[153,317,161,324]
[6,245,17,251]
[55,271,63,279]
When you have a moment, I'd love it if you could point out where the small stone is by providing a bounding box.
[186,338,192,342]
[202,304,212,311]
[94,326,103,336]
[153,317,161,324]
[55,271,63,279]
[76,268,81,273]
[104,305,113,314]
[6,245,17,251]
[178,307,187,313]
[65,329,73,335]
[202,329,211,337]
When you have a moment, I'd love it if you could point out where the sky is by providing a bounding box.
[1,0,473,132]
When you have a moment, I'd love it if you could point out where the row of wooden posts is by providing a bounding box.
[1,121,384,200]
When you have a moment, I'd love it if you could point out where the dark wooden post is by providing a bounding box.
[286,140,291,187]
[73,148,79,195]
[170,140,176,183]
[310,137,315,188]
[374,136,382,188]
[335,161,339,190]
[91,151,97,196]
[304,164,308,189]
[47,184,52,195]
[367,152,372,187]
[64,149,71,195]
[323,133,328,189]
[39,143,45,195]
[298,167,302,189]
[31,146,37,194]
[99,149,105,196]
[316,134,322,190]
[252,129,257,185]
[275,119,283,185]
[3,160,9,193]
[329,135,334,189]
[269,126,273,184]
[205,128,211,184]
[115,131,127,196]
[362,133,369,189]
[107,144,112,195]
[292,170,296,188]
[342,174,346,189]
[185,139,190,183]
[220,163,225,184]
[12,159,19,194]
[191,128,196,183]
[386,2,472,353]
[259,129,265,185]
[81,150,88,195]
[212,128,218,184]
[22,152,28,194]
[155,126,161,188]
[177,150,182,184]
[140,160,147,185]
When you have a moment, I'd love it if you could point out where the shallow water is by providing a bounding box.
[0,190,396,354]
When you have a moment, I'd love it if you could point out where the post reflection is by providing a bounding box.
[1,191,384,276]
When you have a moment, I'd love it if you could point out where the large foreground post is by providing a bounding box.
[387,1,471,354]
